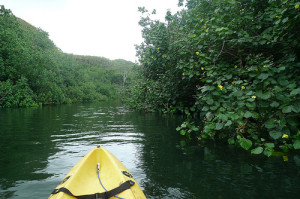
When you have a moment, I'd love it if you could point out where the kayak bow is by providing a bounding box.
[49,146,146,199]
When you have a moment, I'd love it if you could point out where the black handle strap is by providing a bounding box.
[51,180,135,199]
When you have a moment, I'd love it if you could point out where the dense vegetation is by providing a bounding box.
[124,0,300,155]
[0,5,133,108]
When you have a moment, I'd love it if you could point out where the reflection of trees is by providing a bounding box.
[128,113,300,199]
[1,104,299,198]
[0,106,69,190]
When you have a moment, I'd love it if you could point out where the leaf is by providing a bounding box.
[290,88,300,96]
[206,112,214,121]
[265,143,275,149]
[264,150,272,157]
[246,103,256,109]
[244,111,252,118]
[282,105,293,113]
[251,147,263,154]
[180,130,186,135]
[270,101,280,107]
[287,118,297,127]
[259,40,267,45]
[257,73,269,80]
[256,91,271,100]
[269,130,282,140]
[292,105,300,113]
[215,123,224,130]
[240,138,252,150]
[201,86,215,92]
[279,80,289,86]
[282,17,288,23]
[202,106,209,111]
[210,105,219,111]
[265,119,276,129]
[191,126,199,131]
[225,74,232,79]
[206,98,214,105]
[246,91,255,96]
[251,112,260,119]
[225,120,232,126]
[293,140,300,150]
[228,137,235,145]
[230,113,240,120]
[218,114,228,121]
[277,66,286,72]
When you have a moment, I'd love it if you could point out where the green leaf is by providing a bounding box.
[191,126,199,131]
[265,119,276,129]
[210,105,219,111]
[256,91,271,100]
[279,80,289,86]
[206,112,214,121]
[206,98,214,105]
[290,88,300,96]
[293,140,300,150]
[265,143,275,149]
[225,120,232,126]
[180,130,186,135]
[282,17,288,23]
[282,105,293,113]
[264,150,272,157]
[246,103,256,109]
[202,106,209,111]
[247,98,255,102]
[228,137,235,145]
[252,112,259,119]
[292,105,300,113]
[257,73,269,80]
[202,86,215,92]
[244,111,252,118]
[215,123,224,130]
[269,130,282,140]
[246,91,255,96]
[225,74,232,79]
[240,138,252,150]
[270,101,280,107]
[218,114,228,121]
[230,113,240,120]
[251,147,263,154]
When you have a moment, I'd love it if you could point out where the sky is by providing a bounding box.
[1,0,182,62]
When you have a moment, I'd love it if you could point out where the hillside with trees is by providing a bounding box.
[124,0,300,155]
[0,5,134,107]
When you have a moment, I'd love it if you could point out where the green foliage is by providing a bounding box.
[176,121,199,138]
[125,0,300,155]
[0,78,37,107]
[251,147,263,155]
[0,5,133,108]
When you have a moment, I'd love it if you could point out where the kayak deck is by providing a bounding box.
[49,146,146,199]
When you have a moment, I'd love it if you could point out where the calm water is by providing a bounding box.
[0,103,300,199]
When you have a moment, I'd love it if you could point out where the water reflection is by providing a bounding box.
[0,103,300,199]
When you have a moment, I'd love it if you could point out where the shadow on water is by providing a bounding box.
[0,106,63,197]
[0,103,300,199]
[130,113,300,199]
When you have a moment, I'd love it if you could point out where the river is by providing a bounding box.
[0,102,300,199]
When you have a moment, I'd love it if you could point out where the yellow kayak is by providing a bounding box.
[49,146,146,199]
